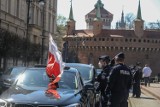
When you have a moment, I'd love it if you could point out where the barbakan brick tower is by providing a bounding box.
[63,0,160,76]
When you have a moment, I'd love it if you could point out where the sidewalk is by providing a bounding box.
[141,83,160,100]
[128,83,160,107]
[128,93,160,107]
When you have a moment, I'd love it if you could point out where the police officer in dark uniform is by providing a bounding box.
[132,62,142,98]
[96,55,111,107]
[108,52,132,107]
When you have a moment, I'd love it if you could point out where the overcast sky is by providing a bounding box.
[57,0,160,29]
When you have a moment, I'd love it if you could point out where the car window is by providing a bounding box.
[16,69,77,90]
[68,66,92,81]
[4,67,26,76]
[59,72,77,89]
[16,69,49,88]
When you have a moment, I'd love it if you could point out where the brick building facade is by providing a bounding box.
[63,0,160,76]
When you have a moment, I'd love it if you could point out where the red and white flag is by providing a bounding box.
[46,34,64,98]
[46,34,64,78]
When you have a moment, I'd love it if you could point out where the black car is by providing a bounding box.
[0,66,27,89]
[0,66,93,107]
[65,63,100,107]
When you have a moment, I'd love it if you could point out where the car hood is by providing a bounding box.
[0,87,81,105]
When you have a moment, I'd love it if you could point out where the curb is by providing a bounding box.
[141,86,160,100]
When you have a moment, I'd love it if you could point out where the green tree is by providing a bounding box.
[55,14,67,51]
[125,13,135,29]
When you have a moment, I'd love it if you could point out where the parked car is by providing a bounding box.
[65,63,101,107]
[0,66,26,89]
[0,66,94,107]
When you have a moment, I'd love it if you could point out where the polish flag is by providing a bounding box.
[46,34,64,98]
[46,34,64,78]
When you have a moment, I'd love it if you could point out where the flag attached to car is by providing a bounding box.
[46,34,64,99]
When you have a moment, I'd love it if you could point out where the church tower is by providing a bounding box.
[134,0,144,38]
[116,10,126,29]
[93,0,103,36]
[85,0,113,29]
[66,0,76,35]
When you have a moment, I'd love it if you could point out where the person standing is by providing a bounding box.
[142,64,152,87]
[96,55,111,107]
[132,62,142,98]
[108,52,132,107]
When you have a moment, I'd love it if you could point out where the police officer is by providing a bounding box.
[108,52,132,107]
[96,55,111,107]
[132,62,142,98]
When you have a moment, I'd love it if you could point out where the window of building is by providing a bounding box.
[133,39,136,42]
[33,35,38,44]
[48,13,51,32]
[147,40,150,43]
[111,38,114,41]
[138,39,141,42]
[125,39,128,42]
[143,39,146,43]
[102,38,105,41]
[94,38,97,41]
[16,0,20,17]
[8,0,11,13]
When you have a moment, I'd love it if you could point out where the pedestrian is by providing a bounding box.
[142,64,152,87]
[132,62,142,98]
[108,52,132,107]
[96,55,111,107]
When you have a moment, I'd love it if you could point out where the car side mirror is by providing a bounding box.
[84,83,94,90]
[0,71,3,76]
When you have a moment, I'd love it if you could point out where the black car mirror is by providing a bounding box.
[84,83,94,90]
[0,71,3,76]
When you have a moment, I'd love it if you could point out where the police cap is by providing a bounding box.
[99,55,110,62]
[115,52,125,59]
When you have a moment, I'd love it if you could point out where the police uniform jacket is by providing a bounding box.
[109,63,132,94]
[96,65,111,92]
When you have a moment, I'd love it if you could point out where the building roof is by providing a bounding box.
[85,8,113,19]
[66,29,160,39]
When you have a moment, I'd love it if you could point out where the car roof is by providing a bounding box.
[25,66,79,74]
[65,63,94,68]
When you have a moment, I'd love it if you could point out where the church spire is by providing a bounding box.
[136,0,142,20]
[121,9,124,23]
[69,0,74,21]
[95,0,102,20]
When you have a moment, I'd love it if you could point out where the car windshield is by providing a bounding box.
[16,69,78,90]
[68,66,92,81]
[4,67,26,77]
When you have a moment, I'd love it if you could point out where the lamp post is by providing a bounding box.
[25,0,45,65]
[25,0,32,66]
[39,0,45,64]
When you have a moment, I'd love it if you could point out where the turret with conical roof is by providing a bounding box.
[134,0,144,38]
[93,0,103,36]
[85,0,113,29]
[67,0,75,35]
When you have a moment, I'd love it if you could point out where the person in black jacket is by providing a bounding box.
[108,52,132,107]
[132,62,142,98]
[96,55,111,107]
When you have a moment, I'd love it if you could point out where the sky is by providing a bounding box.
[57,0,160,29]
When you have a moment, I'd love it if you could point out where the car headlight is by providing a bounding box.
[64,103,81,107]
[0,99,12,107]
[0,99,7,107]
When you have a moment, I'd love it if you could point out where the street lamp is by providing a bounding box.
[39,0,45,64]
[25,0,45,65]
[25,0,32,66]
